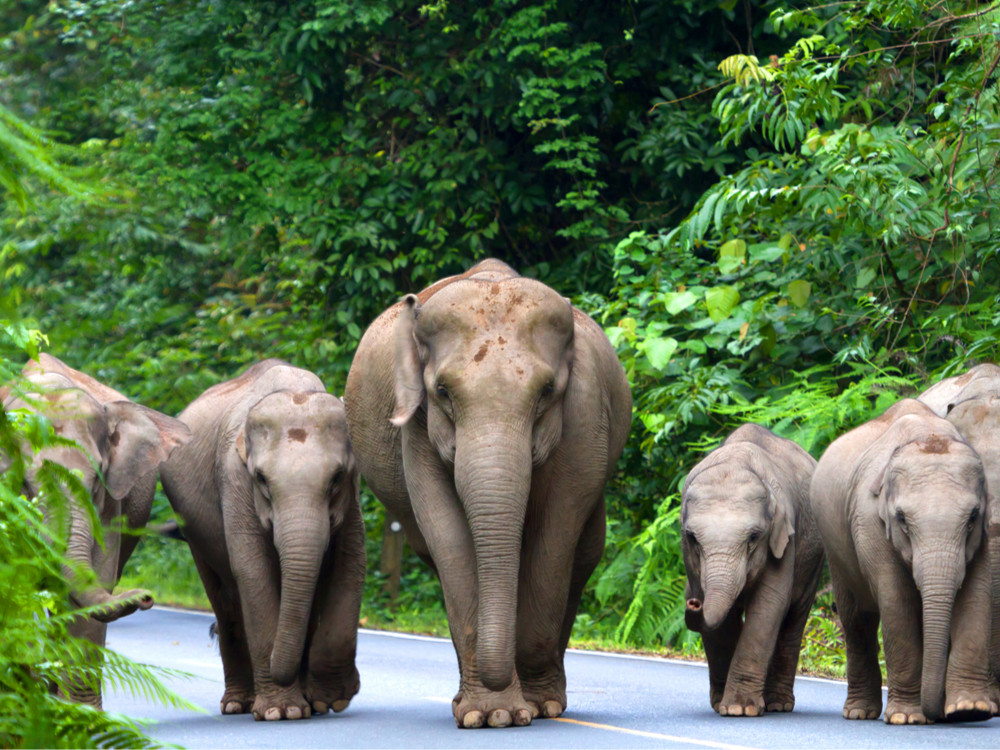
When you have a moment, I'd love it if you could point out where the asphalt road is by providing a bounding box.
[104,607,997,749]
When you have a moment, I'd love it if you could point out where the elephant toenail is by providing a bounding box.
[264,707,281,721]
[462,710,484,728]
[312,701,328,714]
[514,709,532,726]
[542,700,561,718]
[488,709,512,727]
[333,699,351,712]
[286,706,302,720]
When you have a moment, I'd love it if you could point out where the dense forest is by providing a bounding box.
[1,0,999,742]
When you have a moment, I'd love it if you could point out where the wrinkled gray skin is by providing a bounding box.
[682,424,823,717]
[919,363,1000,714]
[811,399,994,724]
[0,354,191,707]
[345,259,631,728]
[160,360,365,721]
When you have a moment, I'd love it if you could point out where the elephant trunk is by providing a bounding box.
[915,553,963,722]
[270,507,331,686]
[700,551,746,631]
[454,422,532,692]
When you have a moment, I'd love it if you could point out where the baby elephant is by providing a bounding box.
[811,399,994,724]
[682,423,823,716]
[919,363,1000,712]
[160,360,365,721]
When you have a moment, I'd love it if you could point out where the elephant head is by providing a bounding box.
[234,390,356,686]
[390,278,575,691]
[871,435,988,720]
[11,372,190,621]
[681,447,796,631]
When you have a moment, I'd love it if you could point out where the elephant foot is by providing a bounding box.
[764,689,795,713]
[305,667,360,715]
[883,700,927,725]
[219,687,254,715]
[522,676,567,719]
[452,682,533,728]
[252,689,312,721]
[943,694,996,723]
[842,693,881,720]
[717,687,765,717]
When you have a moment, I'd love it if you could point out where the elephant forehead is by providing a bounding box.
[417,277,572,336]
[891,442,983,488]
[246,392,347,438]
[685,468,768,507]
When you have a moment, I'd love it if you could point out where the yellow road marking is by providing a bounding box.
[553,717,762,750]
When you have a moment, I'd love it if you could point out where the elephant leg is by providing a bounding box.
[188,547,254,715]
[64,615,107,708]
[701,609,742,712]
[989,534,1000,714]
[515,493,605,719]
[876,579,925,724]
[944,547,994,721]
[764,590,813,712]
[402,429,532,729]
[304,504,365,715]
[832,572,882,720]
[227,526,310,721]
[717,554,793,717]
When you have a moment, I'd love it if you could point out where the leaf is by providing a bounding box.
[749,244,785,263]
[705,285,740,322]
[855,266,876,289]
[641,336,678,370]
[662,290,698,315]
[788,279,811,308]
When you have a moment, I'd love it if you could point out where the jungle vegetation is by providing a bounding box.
[1,1,999,738]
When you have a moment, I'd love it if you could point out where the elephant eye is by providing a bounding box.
[969,507,980,528]
[436,384,450,400]
[540,380,554,398]
[684,530,697,546]
[748,530,761,544]
[255,469,267,486]
[894,509,906,525]
[331,470,344,486]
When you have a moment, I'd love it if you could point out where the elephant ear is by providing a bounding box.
[869,456,896,540]
[766,476,795,559]
[390,294,426,427]
[102,401,193,499]
[747,450,795,559]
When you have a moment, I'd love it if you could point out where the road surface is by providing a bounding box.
[104,607,997,748]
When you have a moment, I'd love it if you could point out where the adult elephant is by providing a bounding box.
[1,353,191,707]
[160,360,365,721]
[919,363,1000,712]
[345,259,631,728]
[811,399,994,724]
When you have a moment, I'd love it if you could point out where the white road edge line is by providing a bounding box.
[154,605,846,686]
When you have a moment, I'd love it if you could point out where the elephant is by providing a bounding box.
[159,359,365,721]
[344,258,631,728]
[1,353,191,707]
[919,363,1000,712]
[810,398,995,724]
[681,423,824,717]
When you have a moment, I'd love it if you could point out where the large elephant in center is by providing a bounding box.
[919,363,1000,712]
[345,259,631,728]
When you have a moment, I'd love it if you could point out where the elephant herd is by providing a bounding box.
[2,257,998,730]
